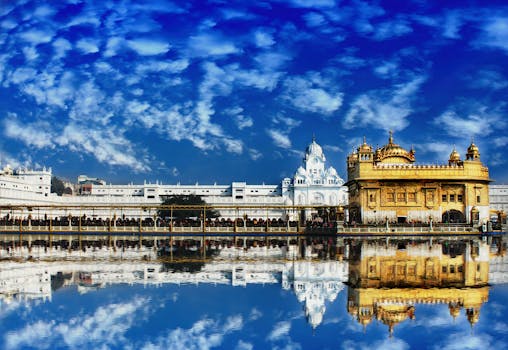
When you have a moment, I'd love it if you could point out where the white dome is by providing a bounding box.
[327,167,338,176]
[296,166,306,176]
[305,139,324,159]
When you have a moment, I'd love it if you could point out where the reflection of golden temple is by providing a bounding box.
[347,286,489,336]
[347,238,490,335]
[346,132,491,225]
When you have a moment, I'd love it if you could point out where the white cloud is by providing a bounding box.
[236,340,254,350]
[304,12,327,27]
[267,129,292,149]
[286,0,336,8]
[374,60,399,78]
[466,69,508,90]
[135,59,190,74]
[479,16,508,52]
[18,28,54,45]
[249,149,262,161]
[372,18,412,40]
[187,33,240,57]
[104,37,124,57]
[52,38,72,59]
[267,321,291,341]
[4,115,55,149]
[76,38,100,54]
[493,137,508,147]
[254,29,275,47]
[434,106,505,138]
[323,145,342,152]
[344,75,426,132]
[127,39,170,56]
[282,73,343,115]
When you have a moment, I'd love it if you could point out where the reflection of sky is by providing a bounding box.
[1,283,507,350]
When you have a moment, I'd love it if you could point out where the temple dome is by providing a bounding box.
[305,137,324,159]
[327,167,338,176]
[449,147,461,165]
[296,166,306,176]
[466,141,480,161]
[375,131,415,164]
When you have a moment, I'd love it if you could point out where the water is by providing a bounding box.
[1,236,507,350]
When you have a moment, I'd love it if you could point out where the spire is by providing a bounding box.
[388,130,394,144]
[312,133,316,142]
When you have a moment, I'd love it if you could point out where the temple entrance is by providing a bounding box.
[442,210,466,223]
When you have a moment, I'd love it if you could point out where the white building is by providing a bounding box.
[489,184,508,215]
[0,139,348,219]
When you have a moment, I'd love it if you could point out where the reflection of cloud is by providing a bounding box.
[267,321,291,341]
[342,337,410,350]
[141,315,244,350]
[4,297,150,350]
[431,332,507,350]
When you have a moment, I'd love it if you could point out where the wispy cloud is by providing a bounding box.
[476,16,508,53]
[127,39,170,56]
[282,72,343,115]
[344,75,426,132]
[433,104,506,138]
[187,33,240,57]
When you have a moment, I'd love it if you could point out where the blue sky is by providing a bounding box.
[1,0,507,185]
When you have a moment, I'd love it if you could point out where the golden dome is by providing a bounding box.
[466,141,480,161]
[358,136,373,152]
[375,131,415,164]
[449,147,461,164]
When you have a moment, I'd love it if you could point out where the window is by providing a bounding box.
[477,195,481,203]
[408,193,416,202]
[450,265,455,273]
[369,194,374,202]
[386,193,395,202]
[442,194,447,202]
[397,192,406,202]
[450,194,455,202]
[442,266,447,273]
[458,265,463,273]
[457,195,463,202]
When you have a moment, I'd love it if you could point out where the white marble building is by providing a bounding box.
[0,139,348,219]
[489,184,508,215]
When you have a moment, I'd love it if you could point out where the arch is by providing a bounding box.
[312,192,324,205]
[442,210,466,223]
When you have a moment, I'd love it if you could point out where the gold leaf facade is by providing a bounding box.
[346,132,491,224]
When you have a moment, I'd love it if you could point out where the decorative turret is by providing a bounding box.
[449,147,461,165]
[466,141,480,161]
[357,136,373,162]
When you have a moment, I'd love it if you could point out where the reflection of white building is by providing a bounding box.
[282,260,347,329]
[0,247,347,329]
[0,139,347,219]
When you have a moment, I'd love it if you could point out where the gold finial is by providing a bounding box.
[363,136,366,144]
[388,130,394,144]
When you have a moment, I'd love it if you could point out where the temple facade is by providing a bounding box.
[0,138,347,219]
[346,132,491,224]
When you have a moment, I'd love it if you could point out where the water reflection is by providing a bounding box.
[0,235,507,349]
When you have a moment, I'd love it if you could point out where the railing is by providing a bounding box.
[0,224,494,236]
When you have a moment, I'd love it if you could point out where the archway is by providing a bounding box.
[442,210,466,223]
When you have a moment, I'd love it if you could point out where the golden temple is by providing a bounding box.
[346,132,491,225]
